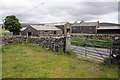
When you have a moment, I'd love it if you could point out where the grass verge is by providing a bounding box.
[2,43,119,78]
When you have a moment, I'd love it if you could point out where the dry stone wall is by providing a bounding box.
[112,37,120,64]
[71,34,120,39]
[2,35,66,53]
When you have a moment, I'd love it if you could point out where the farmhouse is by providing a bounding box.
[20,25,62,36]
[97,26,120,34]
[72,21,99,34]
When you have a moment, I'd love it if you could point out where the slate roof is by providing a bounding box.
[97,26,120,30]
[30,25,61,31]
[72,23,80,26]
[46,22,68,26]
[79,22,98,26]
[21,27,27,31]
[72,22,98,27]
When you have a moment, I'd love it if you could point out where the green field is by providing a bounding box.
[2,43,119,78]
[72,33,95,35]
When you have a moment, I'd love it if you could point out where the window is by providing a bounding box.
[67,29,70,33]
[90,27,92,30]
[80,27,82,30]
[45,31,48,32]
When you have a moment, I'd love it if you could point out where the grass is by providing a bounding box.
[2,43,119,78]
[72,33,95,35]
[71,37,113,48]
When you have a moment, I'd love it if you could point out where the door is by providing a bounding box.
[54,31,56,34]
[28,32,32,36]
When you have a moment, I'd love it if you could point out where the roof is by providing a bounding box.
[21,27,27,31]
[97,26,120,30]
[72,22,98,27]
[46,22,68,26]
[30,25,61,31]
[80,22,98,26]
[72,23,80,26]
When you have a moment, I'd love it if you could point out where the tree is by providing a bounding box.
[4,15,21,35]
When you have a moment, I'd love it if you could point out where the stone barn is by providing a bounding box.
[72,21,99,34]
[20,25,62,36]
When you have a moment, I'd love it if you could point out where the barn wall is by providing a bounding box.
[21,26,39,36]
[38,30,62,35]
[97,29,120,34]
[72,26,96,34]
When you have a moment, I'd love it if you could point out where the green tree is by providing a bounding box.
[4,15,21,35]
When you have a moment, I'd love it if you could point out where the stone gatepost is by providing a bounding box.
[65,33,71,53]
[64,22,71,53]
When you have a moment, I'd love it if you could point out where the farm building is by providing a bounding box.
[97,26,120,34]
[20,25,62,36]
[72,21,99,34]
[46,22,72,35]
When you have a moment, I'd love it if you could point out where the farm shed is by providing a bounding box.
[20,25,62,36]
[97,26,120,34]
[72,21,99,34]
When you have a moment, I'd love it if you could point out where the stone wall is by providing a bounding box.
[71,34,120,39]
[2,35,66,53]
[111,37,120,64]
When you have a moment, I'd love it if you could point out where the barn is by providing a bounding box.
[97,26,120,34]
[20,25,62,36]
[72,21,99,34]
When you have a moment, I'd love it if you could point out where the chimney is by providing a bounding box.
[80,20,84,23]
[97,21,99,28]
[74,21,77,24]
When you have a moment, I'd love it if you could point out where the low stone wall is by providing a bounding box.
[71,34,120,39]
[2,35,66,53]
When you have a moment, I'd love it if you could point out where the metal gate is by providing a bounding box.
[70,37,113,63]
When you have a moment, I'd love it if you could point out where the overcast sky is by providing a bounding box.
[0,0,120,24]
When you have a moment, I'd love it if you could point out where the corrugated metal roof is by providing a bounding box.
[30,25,61,31]
[97,26,120,30]
[72,22,98,27]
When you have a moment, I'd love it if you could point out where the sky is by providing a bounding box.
[0,0,120,24]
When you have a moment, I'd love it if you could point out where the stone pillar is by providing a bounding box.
[64,22,71,53]
[65,33,71,53]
